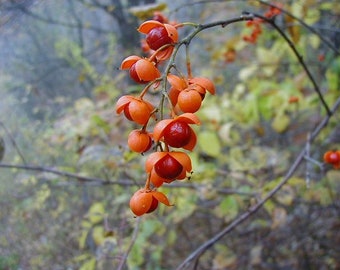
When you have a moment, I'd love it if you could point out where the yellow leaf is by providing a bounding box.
[92,226,105,246]
[285,14,300,43]
[271,113,290,133]
[80,258,96,270]
[87,202,105,224]
[79,230,89,249]
[129,3,167,20]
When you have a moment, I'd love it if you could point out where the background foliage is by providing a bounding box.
[0,0,339,269]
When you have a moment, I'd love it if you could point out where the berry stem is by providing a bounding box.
[148,43,174,63]
[185,44,192,78]
[144,173,152,191]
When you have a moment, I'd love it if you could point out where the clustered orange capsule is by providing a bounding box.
[115,12,216,216]
[243,3,282,44]
[323,150,340,169]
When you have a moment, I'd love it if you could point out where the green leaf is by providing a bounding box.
[198,131,221,157]
[214,195,239,220]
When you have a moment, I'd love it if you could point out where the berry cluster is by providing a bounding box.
[323,150,340,169]
[115,13,215,216]
[243,3,282,44]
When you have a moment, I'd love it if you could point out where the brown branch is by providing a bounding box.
[176,96,340,270]
[116,217,141,270]
[0,162,254,196]
[250,12,332,116]
[0,121,27,164]
[257,0,340,55]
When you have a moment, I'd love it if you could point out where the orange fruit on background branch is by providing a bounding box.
[323,150,340,169]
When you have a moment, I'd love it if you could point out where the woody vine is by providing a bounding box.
[115,5,339,217]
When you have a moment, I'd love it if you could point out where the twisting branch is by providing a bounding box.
[257,0,340,55]
[0,162,255,196]
[249,12,332,116]
[0,121,27,164]
[176,96,340,270]
[116,217,141,270]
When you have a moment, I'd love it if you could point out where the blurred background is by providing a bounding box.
[0,0,339,269]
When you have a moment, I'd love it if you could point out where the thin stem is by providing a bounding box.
[250,12,332,116]
[148,43,173,63]
[185,44,192,78]
[0,121,27,165]
[257,0,340,55]
[116,217,141,270]
[144,173,151,191]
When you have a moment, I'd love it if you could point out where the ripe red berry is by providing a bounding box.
[324,151,340,164]
[163,121,191,148]
[129,64,147,84]
[155,155,183,179]
[146,197,159,213]
[146,27,172,50]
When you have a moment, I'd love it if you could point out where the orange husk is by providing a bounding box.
[138,20,164,34]
[176,113,200,125]
[168,87,180,106]
[167,74,187,90]
[120,55,142,69]
[164,23,178,42]
[153,119,173,142]
[152,191,173,206]
[115,95,133,114]
[150,168,165,187]
[128,130,151,153]
[182,127,197,151]
[155,46,174,61]
[170,151,192,173]
[178,89,202,113]
[129,189,154,216]
[127,99,154,125]
[189,77,215,94]
[134,59,161,81]
[145,152,167,173]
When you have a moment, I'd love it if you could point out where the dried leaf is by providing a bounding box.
[271,207,287,229]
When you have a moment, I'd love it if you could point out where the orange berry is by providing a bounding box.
[153,113,200,151]
[121,55,160,84]
[115,95,154,125]
[177,89,202,113]
[128,130,152,153]
[145,151,192,180]
[129,188,172,216]
[324,150,340,164]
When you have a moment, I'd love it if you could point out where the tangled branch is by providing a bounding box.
[176,96,340,269]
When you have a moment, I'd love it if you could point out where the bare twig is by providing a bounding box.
[0,121,27,164]
[116,217,141,270]
[176,96,340,270]
[0,162,255,196]
[249,12,332,116]
[257,0,340,55]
